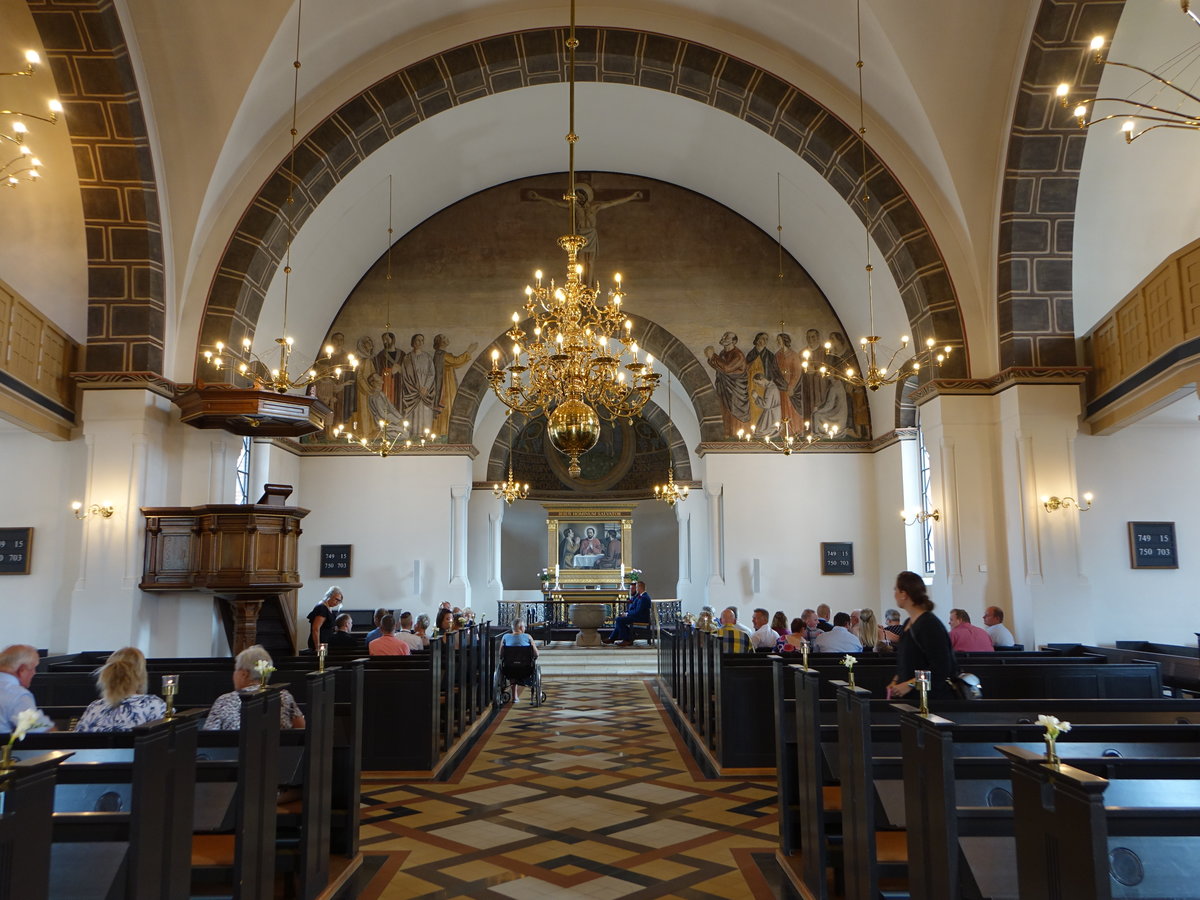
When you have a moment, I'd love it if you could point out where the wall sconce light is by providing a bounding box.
[71,500,114,519]
[900,508,941,526]
[1042,492,1093,513]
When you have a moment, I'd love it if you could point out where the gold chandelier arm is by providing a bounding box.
[1099,60,1200,108]
[0,108,59,126]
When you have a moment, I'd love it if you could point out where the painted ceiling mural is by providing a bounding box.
[309,172,870,446]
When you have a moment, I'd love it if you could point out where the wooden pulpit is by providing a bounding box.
[140,484,308,654]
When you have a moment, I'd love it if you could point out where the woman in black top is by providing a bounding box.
[887,571,955,700]
[307,586,343,651]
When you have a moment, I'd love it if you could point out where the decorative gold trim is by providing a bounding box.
[74,371,179,399]
[908,367,1089,406]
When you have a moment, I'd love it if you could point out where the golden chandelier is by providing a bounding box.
[493,464,530,504]
[2,51,61,189]
[738,416,838,454]
[486,0,660,477]
[1058,6,1200,144]
[653,373,688,504]
[332,420,434,458]
[818,0,950,394]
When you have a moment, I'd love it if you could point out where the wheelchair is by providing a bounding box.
[493,640,546,707]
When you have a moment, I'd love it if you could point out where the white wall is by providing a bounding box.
[0,428,85,651]
[1076,421,1200,648]
[701,451,882,625]
[295,454,473,619]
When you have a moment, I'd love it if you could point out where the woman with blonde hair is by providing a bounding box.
[856,608,880,651]
[75,647,166,732]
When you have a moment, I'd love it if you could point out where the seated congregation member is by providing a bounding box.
[855,608,881,652]
[608,580,651,646]
[433,608,453,637]
[771,610,790,637]
[394,612,424,652]
[798,609,823,643]
[326,613,361,650]
[414,614,431,647]
[0,644,51,732]
[715,607,753,652]
[307,586,343,651]
[886,571,955,701]
[877,607,904,649]
[982,606,1016,647]
[204,646,305,731]
[814,603,834,632]
[813,612,863,653]
[750,608,779,650]
[368,615,411,656]
[948,608,994,652]
[75,647,165,732]
[364,607,391,645]
[501,619,539,703]
[775,619,809,654]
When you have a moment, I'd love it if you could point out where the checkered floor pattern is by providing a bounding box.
[340,680,795,899]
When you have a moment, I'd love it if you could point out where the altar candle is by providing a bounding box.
[620,563,625,581]
[555,564,560,583]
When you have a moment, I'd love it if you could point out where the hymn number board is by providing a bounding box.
[821,542,854,575]
[1128,522,1178,570]
[320,544,352,578]
[0,527,33,575]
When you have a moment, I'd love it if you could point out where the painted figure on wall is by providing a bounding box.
[752,373,782,436]
[596,529,622,568]
[354,336,376,431]
[529,183,643,276]
[400,333,437,435]
[366,373,406,439]
[797,328,828,425]
[431,334,478,438]
[374,332,404,408]
[746,331,781,428]
[559,527,580,567]
[706,331,750,436]
[774,333,803,426]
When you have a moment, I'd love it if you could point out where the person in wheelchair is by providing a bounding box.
[501,619,540,704]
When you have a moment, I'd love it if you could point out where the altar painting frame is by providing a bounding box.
[544,505,634,584]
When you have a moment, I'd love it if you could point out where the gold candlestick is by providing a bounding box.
[162,674,179,720]
[801,639,810,671]
[318,643,328,673]
[915,669,930,715]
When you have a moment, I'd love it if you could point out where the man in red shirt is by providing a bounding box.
[948,609,994,653]
[369,615,411,656]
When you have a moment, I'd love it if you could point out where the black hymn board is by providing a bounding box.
[320,544,352,577]
[0,527,33,575]
[821,542,854,575]
[1128,522,1178,569]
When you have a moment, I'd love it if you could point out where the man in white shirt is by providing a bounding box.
[749,607,779,650]
[394,611,425,652]
[982,606,1016,647]
[813,612,863,653]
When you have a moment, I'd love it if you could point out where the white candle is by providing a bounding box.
[620,563,625,581]
[555,564,560,583]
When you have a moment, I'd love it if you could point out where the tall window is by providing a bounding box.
[234,436,251,505]
[916,420,935,575]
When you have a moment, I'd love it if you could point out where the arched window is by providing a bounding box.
[234,436,251,505]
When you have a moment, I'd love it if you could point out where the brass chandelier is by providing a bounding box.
[1058,4,1200,143]
[2,50,61,189]
[653,373,688,505]
[200,0,356,394]
[818,0,950,393]
[492,416,530,504]
[738,415,838,455]
[486,0,660,477]
[332,419,434,458]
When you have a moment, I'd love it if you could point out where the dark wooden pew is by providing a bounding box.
[0,751,75,900]
[1000,745,1200,900]
[901,707,1200,900]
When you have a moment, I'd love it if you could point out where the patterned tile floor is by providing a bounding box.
[336,680,800,899]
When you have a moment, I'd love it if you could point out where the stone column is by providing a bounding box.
[448,483,471,607]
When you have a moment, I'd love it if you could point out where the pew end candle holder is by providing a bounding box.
[801,638,810,671]
[915,669,931,715]
[318,643,328,673]
[161,674,179,719]
[841,654,857,688]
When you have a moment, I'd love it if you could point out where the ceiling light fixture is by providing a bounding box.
[1,50,61,189]
[493,415,530,505]
[486,0,660,477]
[200,0,356,393]
[1059,6,1200,143]
[816,0,950,393]
[654,373,688,506]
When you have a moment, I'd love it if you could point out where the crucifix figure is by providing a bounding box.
[528,182,644,279]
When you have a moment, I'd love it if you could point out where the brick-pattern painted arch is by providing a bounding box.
[199,26,968,386]
[998,0,1125,367]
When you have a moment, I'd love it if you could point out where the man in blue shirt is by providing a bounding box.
[0,644,43,731]
[608,581,651,646]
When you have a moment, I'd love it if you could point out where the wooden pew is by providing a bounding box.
[0,751,74,900]
[999,745,1200,900]
[17,712,203,900]
[900,707,1200,900]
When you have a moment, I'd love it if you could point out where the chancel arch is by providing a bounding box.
[196,26,969,385]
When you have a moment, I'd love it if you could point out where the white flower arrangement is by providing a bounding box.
[254,658,276,688]
[3,707,52,767]
[841,654,857,686]
[1037,714,1071,739]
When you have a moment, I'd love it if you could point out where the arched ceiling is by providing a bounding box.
[108,0,1038,384]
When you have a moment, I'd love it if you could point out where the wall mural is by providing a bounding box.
[306,172,870,447]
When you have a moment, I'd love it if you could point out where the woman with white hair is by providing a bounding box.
[75,647,165,732]
[203,645,305,731]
